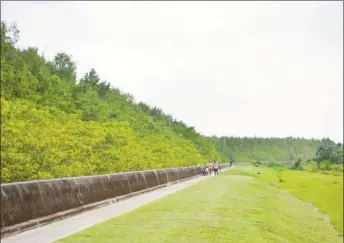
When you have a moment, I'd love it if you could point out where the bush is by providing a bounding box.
[319,160,332,171]
[331,164,343,172]
[303,161,318,172]
[267,162,285,168]
[292,158,305,170]
[251,161,262,167]
[301,161,343,175]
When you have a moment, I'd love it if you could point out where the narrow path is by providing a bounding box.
[2,171,227,243]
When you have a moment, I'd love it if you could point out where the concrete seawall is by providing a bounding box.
[1,163,230,235]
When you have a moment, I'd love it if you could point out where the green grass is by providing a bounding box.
[226,165,344,235]
[57,171,342,243]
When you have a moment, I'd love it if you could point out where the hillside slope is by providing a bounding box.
[0,22,223,183]
[209,136,321,162]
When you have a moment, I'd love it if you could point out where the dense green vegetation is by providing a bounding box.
[1,21,342,183]
[209,136,323,162]
[314,138,343,164]
[0,21,223,183]
[210,136,343,175]
[289,137,343,172]
[227,165,343,234]
[57,170,342,243]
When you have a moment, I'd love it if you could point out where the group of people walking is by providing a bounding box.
[202,160,219,176]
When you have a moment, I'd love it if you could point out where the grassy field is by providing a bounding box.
[57,168,342,243]
[226,165,343,235]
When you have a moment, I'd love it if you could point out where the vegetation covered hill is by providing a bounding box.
[0,22,223,183]
[209,136,323,162]
[1,21,341,183]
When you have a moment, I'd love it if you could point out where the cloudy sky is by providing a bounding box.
[1,1,343,142]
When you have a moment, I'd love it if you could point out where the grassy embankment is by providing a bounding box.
[227,164,343,234]
[57,165,342,243]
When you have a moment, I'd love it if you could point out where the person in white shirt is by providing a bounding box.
[213,160,219,175]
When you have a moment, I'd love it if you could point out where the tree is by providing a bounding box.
[20,47,52,94]
[97,81,111,98]
[48,53,77,81]
[1,21,37,99]
[316,138,343,164]
[1,21,19,47]
[292,154,305,170]
[80,68,100,86]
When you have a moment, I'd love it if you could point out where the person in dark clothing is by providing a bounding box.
[230,161,233,167]
[202,165,209,176]
[204,165,209,176]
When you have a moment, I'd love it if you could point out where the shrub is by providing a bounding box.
[303,161,318,172]
[319,160,332,171]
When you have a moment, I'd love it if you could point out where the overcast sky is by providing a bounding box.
[1,1,343,142]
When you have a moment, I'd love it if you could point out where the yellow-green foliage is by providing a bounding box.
[1,21,224,183]
[1,98,207,183]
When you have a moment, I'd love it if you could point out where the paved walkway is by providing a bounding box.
[2,171,229,243]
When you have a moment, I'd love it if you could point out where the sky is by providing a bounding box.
[1,1,343,142]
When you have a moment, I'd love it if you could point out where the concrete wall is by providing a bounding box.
[1,163,230,228]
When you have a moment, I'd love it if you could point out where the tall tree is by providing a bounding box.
[80,68,100,86]
[316,138,343,164]
[48,53,77,81]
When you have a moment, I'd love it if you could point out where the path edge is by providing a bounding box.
[1,174,202,238]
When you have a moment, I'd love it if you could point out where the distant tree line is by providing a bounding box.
[208,136,326,162]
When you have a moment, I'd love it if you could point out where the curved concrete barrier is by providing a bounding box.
[155,169,169,185]
[1,163,230,234]
[142,170,160,188]
[165,168,180,182]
